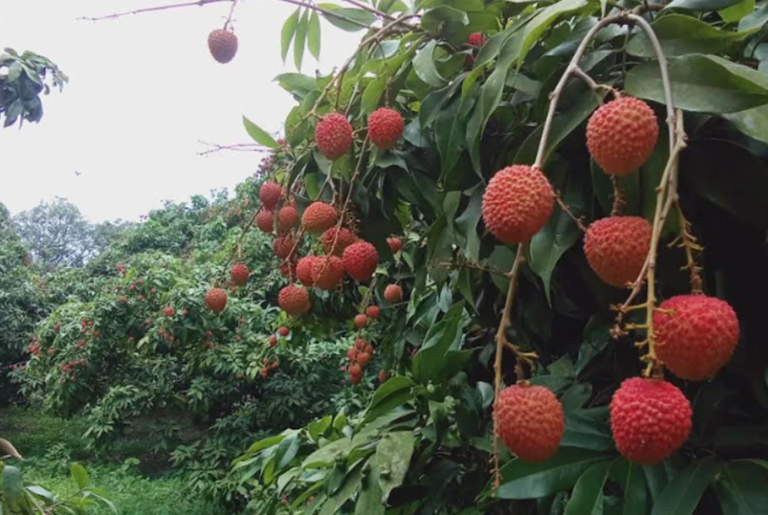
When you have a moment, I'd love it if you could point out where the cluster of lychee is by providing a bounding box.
[345,338,374,384]
[315,106,404,160]
[485,95,741,466]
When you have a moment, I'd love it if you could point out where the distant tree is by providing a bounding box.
[0,48,67,128]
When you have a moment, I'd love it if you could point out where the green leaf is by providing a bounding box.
[243,116,279,149]
[294,10,309,70]
[666,0,745,9]
[739,0,768,30]
[719,0,755,22]
[308,415,333,442]
[318,5,377,31]
[2,466,23,507]
[281,9,301,63]
[364,376,415,423]
[518,0,589,66]
[70,463,89,489]
[421,6,470,37]
[563,461,611,515]
[497,447,611,499]
[413,40,447,88]
[307,12,321,60]
[650,457,719,515]
[627,15,758,58]
[374,432,416,502]
[454,187,483,261]
[610,459,649,515]
[561,407,615,452]
[713,461,768,515]
[319,463,364,515]
[413,302,467,383]
[625,54,768,114]
[355,460,386,515]
[362,77,386,114]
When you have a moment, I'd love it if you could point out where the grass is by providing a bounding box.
[0,407,227,515]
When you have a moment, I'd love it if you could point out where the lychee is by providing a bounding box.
[316,113,353,160]
[273,235,296,259]
[584,216,652,287]
[610,377,692,465]
[368,108,403,150]
[278,285,310,316]
[278,205,299,232]
[207,28,238,64]
[163,306,175,318]
[347,347,358,361]
[357,352,371,368]
[296,256,319,286]
[349,370,363,384]
[278,326,290,337]
[349,362,363,378]
[256,210,274,234]
[311,256,345,290]
[342,241,379,282]
[260,181,283,210]
[354,314,368,329]
[269,335,277,347]
[494,383,564,462]
[653,295,739,381]
[230,263,250,286]
[482,165,554,244]
[355,338,367,351]
[387,237,402,254]
[379,370,390,383]
[384,284,402,304]
[302,202,338,234]
[467,32,486,47]
[587,96,659,176]
[322,227,357,256]
[366,305,380,319]
[205,288,228,313]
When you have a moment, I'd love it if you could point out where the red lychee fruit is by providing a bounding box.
[653,294,739,381]
[207,28,238,64]
[260,181,283,210]
[384,284,402,304]
[311,256,345,290]
[355,338,367,351]
[387,237,402,254]
[342,241,379,282]
[321,227,357,256]
[357,352,371,368]
[231,263,250,286]
[379,370,390,383]
[347,347,358,361]
[349,362,363,378]
[301,202,338,234]
[368,108,403,150]
[482,165,554,244]
[494,383,564,462]
[354,314,368,329]
[366,305,380,320]
[364,344,373,355]
[467,32,486,47]
[278,285,311,316]
[163,306,175,318]
[273,235,296,259]
[205,288,227,313]
[584,216,652,287]
[256,210,274,234]
[278,326,290,337]
[269,335,278,347]
[316,113,353,160]
[349,371,363,384]
[587,97,659,176]
[296,256,319,286]
[610,377,692,465]
[278,205,299,232]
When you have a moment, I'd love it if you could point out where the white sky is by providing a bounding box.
[1,0,360,222]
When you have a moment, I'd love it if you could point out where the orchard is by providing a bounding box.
[4,0,768,514]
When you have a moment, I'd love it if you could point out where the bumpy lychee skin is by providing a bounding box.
[384,284,402,303]
[357,352,371,368]
[368,108,404,150]
[273,235,296,259]
[387,237,402,254]
[230,263,250,286]
[322,227,357,256]
[302,202,338,234]
[311,256,345,290]
[208,29,238,64]
[316,113,353,160]
[587,97,659,176]
[349,363,363,377]
[584,216,652,287]
[366,305,380,319]
[654,295,739,381]
[494,384,564,462]
[256,210,274,234]
[482,165,554,244]
[278,285,311,316]
[355,314,368,329]
[296,256,319,286]
[259,181,283,210]
[610,377,692,465]
[278,205,299,232]
[343,241,379,282]
[205,288,228,313]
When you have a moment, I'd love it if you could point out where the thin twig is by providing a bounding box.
[78,0,229,20]
[554,192,587,232]
[198,141,273,156]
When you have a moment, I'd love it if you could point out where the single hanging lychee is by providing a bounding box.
[273,235,296,259]
[387,237,402,254]
[342,241,379,282]
[208,28,238,64]
[322,227,357,256]
[256,210,274,234]
[384,284,402,303]
[354,314,368,329]
[259,181,283,210]
[653,294,739,381]
[482,165,554,244]
[366,305,380,319]
[584,216,652,287]
[302,202,338,234]
[278,284,311,316]
[610,377,692,465]
[296,256,319,286]
[311,256,345,290]
[278,205,299,232]
[205,288,228,313]
[230,263,250,286]
[494,383,564,462]
[587,96,659,176]
[368,108,404,150]
[316,113,353,160]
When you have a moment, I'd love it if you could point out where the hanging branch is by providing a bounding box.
[198,141,275,156]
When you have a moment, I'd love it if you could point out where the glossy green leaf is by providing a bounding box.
[319,463,364,515]
[713,461,768,515]
[454,187,483,262]
[625,54,768,114]
[610,459,649,515]
[364,376,415,423]
[307,12,321,60]
[318,5,377,31]
[666,0,745,9]
[719,0,755,22]
[739,0,768,30]
[355,460,386,515]
[561,407,615,452]
[294,10,309,70]
[518,0,589,66]
[414,40,447,88]
[362,77,386,114]
[243,116,279,149]
[70,463,89,489]
[627,15,758,58]
[281,9,301,63]
[650,457,719,515]
[421,6,470,36]
[374,432,416,502]
[563,460,611,515]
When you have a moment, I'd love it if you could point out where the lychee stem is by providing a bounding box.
[553,191,587,232]
[610,175,625,216]
[670,200,704,294]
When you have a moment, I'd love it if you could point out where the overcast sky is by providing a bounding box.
[1,0,360,222]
